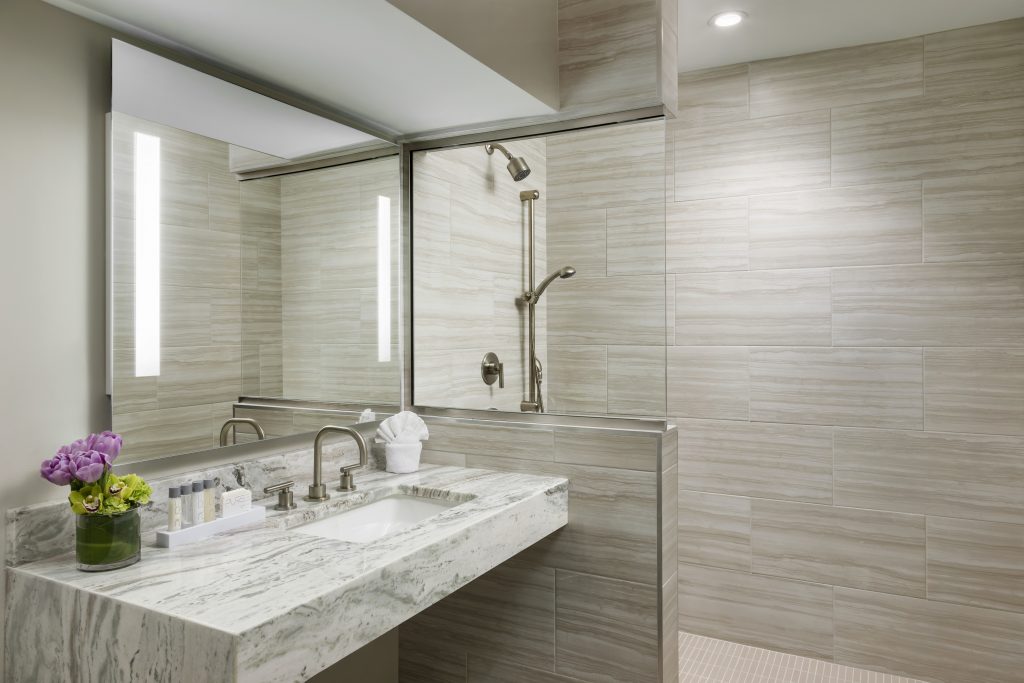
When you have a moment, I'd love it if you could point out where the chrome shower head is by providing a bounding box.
[485,142,531,182]
[532,265,577,301]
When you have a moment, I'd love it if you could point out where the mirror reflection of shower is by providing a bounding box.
[485,143,531,181]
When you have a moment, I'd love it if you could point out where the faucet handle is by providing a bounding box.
[263,481,297,511]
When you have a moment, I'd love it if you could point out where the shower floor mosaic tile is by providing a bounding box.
[679,632,930,683]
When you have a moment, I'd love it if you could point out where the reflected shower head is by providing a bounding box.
[532,265,577,301]
[485,142,531,181]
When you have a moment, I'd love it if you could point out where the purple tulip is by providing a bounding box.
[68,450,108,483]
[86,431,122,465]
[39,453,74,486]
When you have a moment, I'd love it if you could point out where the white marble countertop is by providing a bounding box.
[6,464,568,683]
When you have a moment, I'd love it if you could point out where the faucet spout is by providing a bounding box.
[219,418,266,447]
[308,426,369,501]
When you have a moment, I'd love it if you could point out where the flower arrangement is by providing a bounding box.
[40,431,152,515]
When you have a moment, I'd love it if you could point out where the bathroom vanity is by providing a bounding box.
[5,461,568,682]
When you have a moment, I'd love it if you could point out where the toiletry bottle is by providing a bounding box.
[167,487,182,532]
[181,484,193,527]
[191,481,205,524]
[203,479,216,521]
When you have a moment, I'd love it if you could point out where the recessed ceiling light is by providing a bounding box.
[709,10,746,28]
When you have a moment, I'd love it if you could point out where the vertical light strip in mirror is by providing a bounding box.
[377,195,392,363]
[134,132,161,377]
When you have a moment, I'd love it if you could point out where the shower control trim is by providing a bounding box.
[481,352,505,388]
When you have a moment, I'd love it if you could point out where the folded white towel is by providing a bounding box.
[376,411,429,445]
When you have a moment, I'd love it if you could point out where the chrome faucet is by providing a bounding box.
[219,418,266,446]
[308,425,369,501]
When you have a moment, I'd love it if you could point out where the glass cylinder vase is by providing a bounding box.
[75,507,141,572]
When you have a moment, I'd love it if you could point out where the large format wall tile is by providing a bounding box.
[748,183,922,270]
[923,18,1024,98]
[666,197,749,274]
[468,455,659,585]
[832,262,1024,346]
[555,570,660,682]
[607,345,667,416]
[548,208,607,278]
[548,275,666,345]
[749,38,923,118]
[677,419,833,504]
[676,64,749,127]
[428,422,555,462]
[667,347,749,420]
[927,517,1024,612]
[750,500,926,597]
[548,120,665,211]
[547,345,608,414]
[554,427,660,471]
[923,172,1024,263]
[400,563,556,672]
[749,347,923,429]
[835,588,1024,683]
[468,658,573,683]
[678,564,834,660]
[606,202,666,276]
[924,348,1024,435]
[677,491,751,571]
[674,110,829,201]
[831,92,1024,186]
[675,270,831,346]
[835,428,1024,523]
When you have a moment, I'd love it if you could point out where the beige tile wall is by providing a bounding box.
[412,139,547,411]
[279,157,401,405]
[546,119,669,417]
[672,18,1024,683]
[399,418,678,683]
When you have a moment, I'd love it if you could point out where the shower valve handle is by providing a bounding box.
[481,352,505,388]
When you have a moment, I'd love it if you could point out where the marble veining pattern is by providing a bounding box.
[6,465,568,683]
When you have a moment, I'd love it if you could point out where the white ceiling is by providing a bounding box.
[45,0,555,138]
[679,0,1024,72]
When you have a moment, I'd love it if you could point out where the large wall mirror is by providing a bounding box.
[411,118,669,418]
[109,41,400,462]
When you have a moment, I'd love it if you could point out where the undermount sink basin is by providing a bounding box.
[293,495,462,544]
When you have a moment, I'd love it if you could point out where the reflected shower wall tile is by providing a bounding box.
[111,348,158,414]
[923,18,1024,97]
[208,171,241,233]
[749,38,923,118]
[675,270,832,346]
[835,428,1024,523]
[749,347,923,429]
[161,165,209,229]
[411,170,452,271]
[832,262,1024,347]
[157,346,242,409]
[163,225,241,290]
[315,289,366,346]
[240,289,281,346]
[606,202,665,276]
[674,110,829,201]
[831,92,1024,185]
[547,345,608,414]
[677,490,751,571]
[750,500,926,597]
[548,275,665,345]
[319,223,376,291]
[667,347,749,420]
[923,172,1024,263]
[677,419,833,504]
[414,267,497,350]
[666,197,749,274]
[607,345,666,416]
[282,342,321,401]
[114,404,219,461]
[924,348,1024,436]
[748,182,922,270]
[320,343,399,404]
[676,64,750,127]
[547,120,666,212]
[547,208,607,278]
[258,343,283,397]
[240,177,281,231]
[678,564,834,661]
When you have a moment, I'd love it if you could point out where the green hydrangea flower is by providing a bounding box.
[121,474,152,506]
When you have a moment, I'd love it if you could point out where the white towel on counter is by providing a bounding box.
[375,411,429,445]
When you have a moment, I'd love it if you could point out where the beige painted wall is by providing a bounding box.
[671,18,1024,683]
[0,0,116,678]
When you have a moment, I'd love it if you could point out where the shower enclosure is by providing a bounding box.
[411,118,668,418]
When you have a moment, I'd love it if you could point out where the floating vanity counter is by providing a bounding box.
[5,465,568,683]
